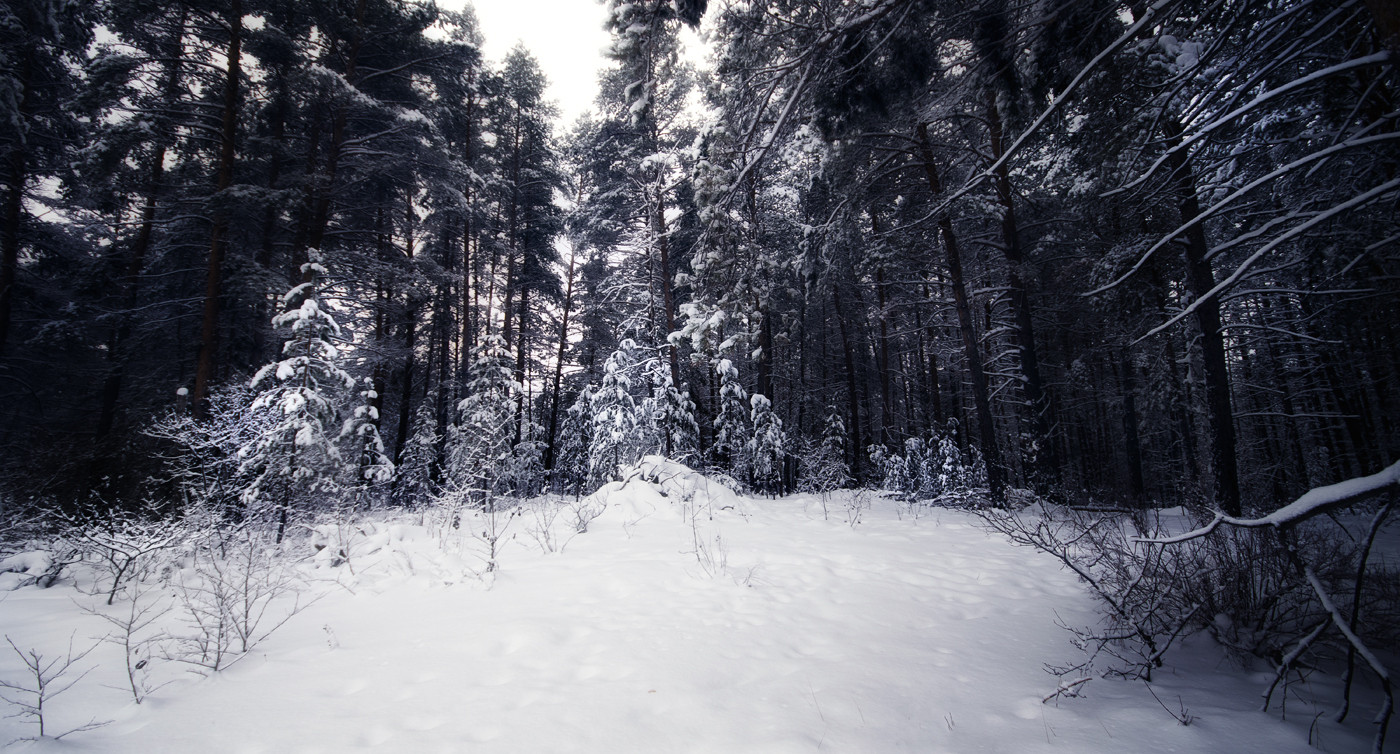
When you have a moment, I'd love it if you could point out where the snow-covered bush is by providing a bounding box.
[63,505,190,605]
[144,382,273,522]
[873,425,984,503]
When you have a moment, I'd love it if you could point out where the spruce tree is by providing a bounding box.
[240,255,354,540]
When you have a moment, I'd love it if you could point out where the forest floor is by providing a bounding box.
[0,459,1390,752]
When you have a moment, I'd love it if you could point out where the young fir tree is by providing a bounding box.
[711,358,749,478]
[554,384,596,495]
[341,376,394,507]
[799,407,852,494]
[240,256,354,540]
[648,357,699,464]
[392,401,439,508]
[747,393,786,495]
[447,334,517,506]
[589,339,649,484]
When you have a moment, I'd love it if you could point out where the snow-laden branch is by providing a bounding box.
[1138,459,1400,544]
[724,0,902,205]
[912,0,1181,224]
[1084,130,1400,297]
[1111,50,1393,197]
[1136,175,1400,342]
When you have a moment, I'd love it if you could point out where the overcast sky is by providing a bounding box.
[435,0,709,129]
[436,0,615,126]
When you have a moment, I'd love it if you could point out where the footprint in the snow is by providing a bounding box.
[340,678,370,696]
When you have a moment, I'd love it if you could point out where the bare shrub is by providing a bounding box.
[170,527,306,672]
[0,634,107,741]
[977,507,1204,686]
[81,578,173,704]
[566,496,605,534]
[844,488,870,528]
[66,507,189,605]
[523,497,567,554]
[979,477,1400,753]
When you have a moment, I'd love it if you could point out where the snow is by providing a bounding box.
[0,466,1386,752]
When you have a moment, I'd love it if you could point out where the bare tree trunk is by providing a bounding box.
[192,0,243,418]
[874,261,894,446]
[1119,350,1146,502]
[985,94,1057,492]
[1164,120,1240,515]
[514,282,529,445]
[652,189,682,388]
[544,247,578,473]
[831,286,863,479]
[97,16,187,436]
[915,122,1006,504]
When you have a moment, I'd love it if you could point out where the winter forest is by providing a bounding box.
[2,0,1399,750]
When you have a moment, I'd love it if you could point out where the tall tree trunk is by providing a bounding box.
[1119,350,1146,502]
[915,122,1006,504]
[192,0,243,418]
[544,247,578,473]
[1164,120,1240,515]
[514,282,529,445]
[831,286,862,479]
[985,93,1057,492]
[652,188,682,388]
[97,17,188,436]
[874,260,894,446]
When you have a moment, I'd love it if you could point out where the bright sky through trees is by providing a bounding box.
[440,0,612,123]
[440,0,707,125]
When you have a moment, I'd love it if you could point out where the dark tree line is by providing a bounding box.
[0,0,1396,521]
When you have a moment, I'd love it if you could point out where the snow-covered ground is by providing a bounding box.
[0,460,1389,752]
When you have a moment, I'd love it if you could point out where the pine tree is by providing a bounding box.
[649,357,699,464]
[391,401,438,508]
[589,339,649,484]
[240,256,354,540]
[447,334,517,506]
[712,358,749,478]
[747,393,786,495]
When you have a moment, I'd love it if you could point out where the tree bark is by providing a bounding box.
[1164,119,1240,515]
[544,247,578,473]
[0,45,36,359]
[915,122,1006,504]
[831,285,863,479]
[192,0,243,418]
[985,93,1057,492]
[97,17,188,436]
